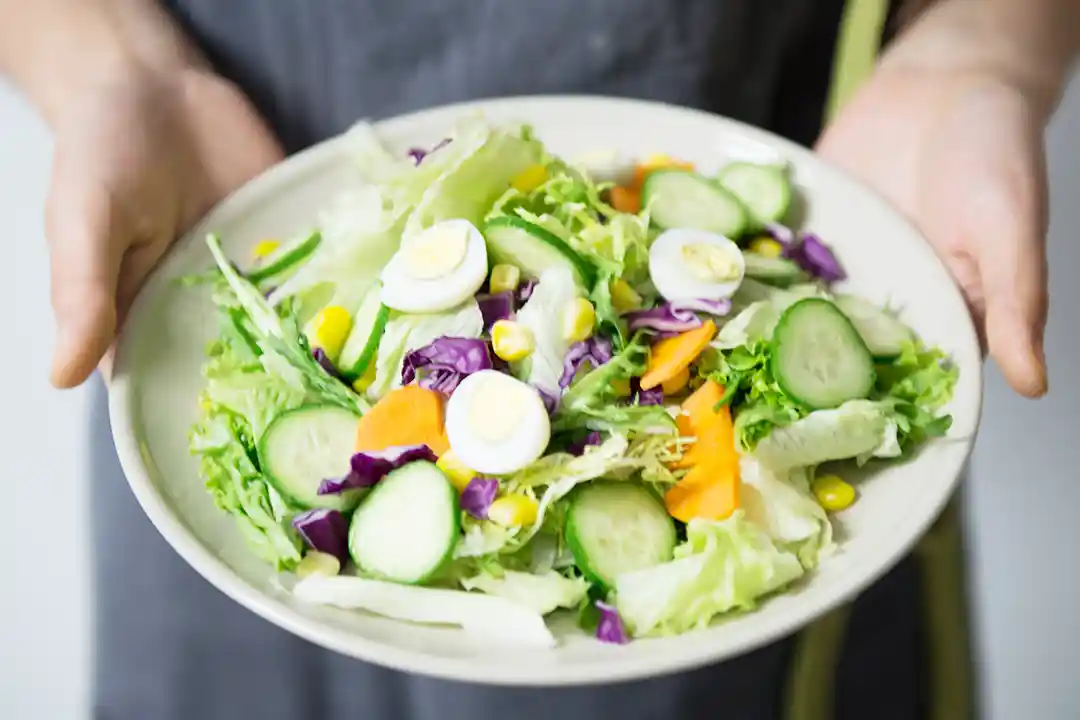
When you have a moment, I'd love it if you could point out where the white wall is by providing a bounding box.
[0,76,1077,720]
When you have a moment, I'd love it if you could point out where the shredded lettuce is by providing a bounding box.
[615,512,804,637]
[554,331,676,435]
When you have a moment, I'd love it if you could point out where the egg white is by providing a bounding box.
[380,219,488,313]
[648,228,746,303]
[445,370,551,475]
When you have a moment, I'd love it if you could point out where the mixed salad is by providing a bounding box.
[187,117,957,647]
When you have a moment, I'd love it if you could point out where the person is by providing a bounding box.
[1,0,1076,718]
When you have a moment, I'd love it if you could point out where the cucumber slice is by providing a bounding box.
[483,216,596,291]
[742,251,806,287]
[247,231,323,284]
[833,294,915,359]
[338,283,390,380]
[565,482,676,591]
[770,298,875,409]
[258,405,363,511]
[348,461,459,584]
[641,169,748,237]
[717,163,792,225]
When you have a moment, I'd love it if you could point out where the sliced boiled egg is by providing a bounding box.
[445,370,551,475]
[380,219,488,313]
[648,228,745,303]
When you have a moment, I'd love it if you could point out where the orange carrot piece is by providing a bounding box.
[664,378,741,521]
[670,379,730,470]
[609,185,641,214]
[665,463,739,523]
[639,320,717,390]
[355,385,451,456]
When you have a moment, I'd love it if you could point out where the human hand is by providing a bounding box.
[46,63,283,388]
[816,9,1060,398]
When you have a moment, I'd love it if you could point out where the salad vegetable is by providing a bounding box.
[186,118,958,644]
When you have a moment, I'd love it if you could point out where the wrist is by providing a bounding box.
[883,0,1077,123]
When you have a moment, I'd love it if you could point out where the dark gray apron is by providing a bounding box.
[92,2,934,718]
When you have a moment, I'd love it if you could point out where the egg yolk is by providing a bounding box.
[403,222,469,279]
[681,241,739,283]
[467,375,527,443]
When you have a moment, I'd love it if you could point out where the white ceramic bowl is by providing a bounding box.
[108,96,982,686]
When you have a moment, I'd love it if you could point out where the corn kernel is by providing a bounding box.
[312,305,353,360]
[610,278,642,313]
[812,474,857,512]
[350,361,378,393]
[511,164,549,193]
[610,378,632,397]
[487,494,539,527]
[252,239,281,259]
[489,264,521,294]
[295,550,341,579]
[562,298,596,343]
[661,367,691,395]
[436,449,477,492]
[749,236,784,258]
[492,320,535,362]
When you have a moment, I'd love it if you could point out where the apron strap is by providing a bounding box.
[785,2,976,717]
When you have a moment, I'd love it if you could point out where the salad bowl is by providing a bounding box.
[108,96,982,685]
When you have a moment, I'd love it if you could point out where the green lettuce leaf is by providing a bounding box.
[459,570,589,615]
[614,512,804,637]
[512,265,582,398]
[751,399,898,472]
[205,234,367,413]
[189,337,306,570]
[739,454,834,568]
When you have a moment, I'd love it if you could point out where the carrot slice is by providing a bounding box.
[670,380,730,470]
[609,185,641,214]
[355,385,451,456]
[664,379,741,521]
[665,463,739,523]
[639,320,717,390]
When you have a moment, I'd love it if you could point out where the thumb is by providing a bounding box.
[45,169,124,389]
[980,211,1049,398]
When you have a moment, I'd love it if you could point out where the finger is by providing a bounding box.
[979,207,1049,398]
[115,238,172,331]
[45,171,124,389]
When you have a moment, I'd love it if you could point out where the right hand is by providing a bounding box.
[46,62,283,388]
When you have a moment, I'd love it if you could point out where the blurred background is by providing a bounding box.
[1,76,1077,719]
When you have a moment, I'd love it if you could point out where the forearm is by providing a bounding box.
[0,0,202,127]
[889,0,1080,120]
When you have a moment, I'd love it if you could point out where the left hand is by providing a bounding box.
[817,39,1051,398]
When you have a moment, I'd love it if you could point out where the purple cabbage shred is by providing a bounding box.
[559,336,614,389]
[292,508,349,563]
[460,477,499,519]
[595,601,630,644]
[318,445,437,495]
[401,337,492,396]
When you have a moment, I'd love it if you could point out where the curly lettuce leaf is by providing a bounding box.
[614,512,804,637]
